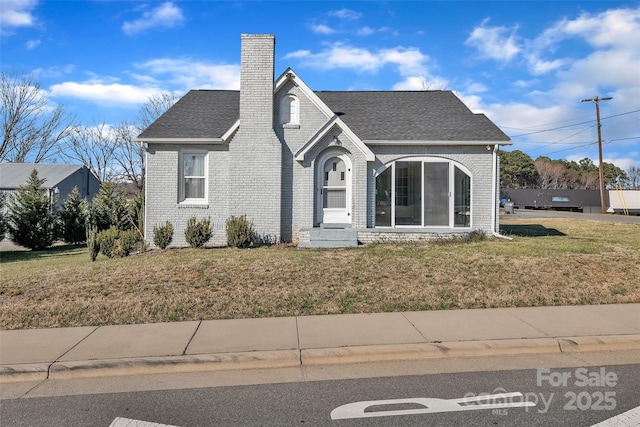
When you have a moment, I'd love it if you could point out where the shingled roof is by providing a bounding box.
[138,89,510,142]
[0,163,86,189]
[317,91,510,142]
[138,90,239,140]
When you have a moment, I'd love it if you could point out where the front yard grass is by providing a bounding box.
[1,217,638,330]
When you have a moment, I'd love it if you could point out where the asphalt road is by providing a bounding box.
[2,364,638,426]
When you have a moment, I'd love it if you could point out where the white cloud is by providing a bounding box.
[284,43,428,75]
[548,7,640,49]
[460,6,640,167]
[310,24,337,35]
[49,80,159,105]
[328,9,362,20]
[357,26,391,37]
[0,0,38,35]
[135,58,240,90]
[466,18,520,62]
[122,2,185,36]
[357,26,374,36]
[25,38,40,49]
[285,43,434,90]
[32,64,76,79]
[392,76,449,91]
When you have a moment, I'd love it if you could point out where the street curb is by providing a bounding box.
[48,350,301,380]
[557,334,640,353]
[301,338,561,366]
[0,363,49,383]
[2,335,639,382]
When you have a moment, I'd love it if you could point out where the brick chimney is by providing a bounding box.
[239,34,275,130]
[229,34,282,242]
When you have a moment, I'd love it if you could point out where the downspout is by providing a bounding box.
[141,141,148,245]
[491,144,512,240]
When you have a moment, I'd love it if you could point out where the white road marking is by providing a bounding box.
[109,417,180,427]
[591,405,640,427]
[330,392,536,420]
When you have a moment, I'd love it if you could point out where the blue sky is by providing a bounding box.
[2,0,639,170]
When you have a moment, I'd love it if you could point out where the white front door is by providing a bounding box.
[319,154,351,224]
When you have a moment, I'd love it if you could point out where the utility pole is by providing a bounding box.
[581,95,612,214]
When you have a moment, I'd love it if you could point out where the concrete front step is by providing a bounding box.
[300,227,358,248]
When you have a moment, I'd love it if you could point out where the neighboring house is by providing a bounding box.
[0,163,101,210]
[138,34,512,247]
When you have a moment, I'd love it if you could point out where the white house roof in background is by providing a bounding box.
[0,163,86,189]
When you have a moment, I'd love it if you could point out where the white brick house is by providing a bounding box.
[138,34,512,247]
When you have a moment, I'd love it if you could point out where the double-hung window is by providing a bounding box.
[181,152,206,202]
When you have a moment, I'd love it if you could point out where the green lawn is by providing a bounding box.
[1,217,639,330]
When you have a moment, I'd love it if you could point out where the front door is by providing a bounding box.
[319,154,351,224]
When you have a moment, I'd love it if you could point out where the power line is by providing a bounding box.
[502,108,640,138]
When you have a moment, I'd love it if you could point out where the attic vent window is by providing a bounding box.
[280,94,299,127]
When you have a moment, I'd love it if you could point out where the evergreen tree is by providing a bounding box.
[61,187,88,244]
[8,169,59,250]
[500,150,538,188]
[88,182,128,232]
[0,193,8,242]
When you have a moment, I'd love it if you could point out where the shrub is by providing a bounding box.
[467,229,487,242]
[8,169,59,250]
[97,226,119,258]
[153,221,174,249]
[89,183,128,232]
[226,215,256,248]
[117,229,140,257]
[185,216,212,248]
[87,226,100,261]
[61,187,88,244]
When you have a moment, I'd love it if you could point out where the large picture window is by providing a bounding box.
[375,159,471,228]
[181,152,206,202]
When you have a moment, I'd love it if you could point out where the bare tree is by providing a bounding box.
[137,91,179,131]
[112,121,145,193]
[1,72,75,163]
[61,123,118,183]
[626,165,640,189]
[418,76,450,91]
[108,91,179,195]
[58,91,178,191]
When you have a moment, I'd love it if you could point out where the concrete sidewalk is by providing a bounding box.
[1,304,639,383]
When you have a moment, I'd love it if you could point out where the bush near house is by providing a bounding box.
[226,215,256,248]
[185,216,212,248]
[95,226,141,258]
[153,221,174,249]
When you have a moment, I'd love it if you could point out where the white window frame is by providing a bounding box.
[374,157,472,229]
[280,94,299,126]
[179,150,208,205]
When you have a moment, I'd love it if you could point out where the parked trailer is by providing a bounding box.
[608,189,640,215]
[500,189,605,213]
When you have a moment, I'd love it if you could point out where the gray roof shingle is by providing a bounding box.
[0,163,84,189]
[317,91,510,142]
[138,89,509,142]
[138,90,239,139]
